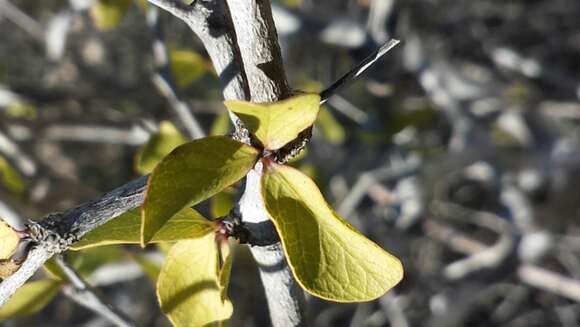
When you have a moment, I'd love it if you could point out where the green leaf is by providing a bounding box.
[316,108,345,145]
[170,49,210,88]
[135,121,188,175]
[0,220,18,260]
[43,258,67,281]
[0,279,61,321]
[90,0,132,30]
[210,188,236,218]
[0,155,25,194]
[224,94,321,150]
[210,112,232,136]
[157,234,233,327]
[261,163,403,302]
[142,136,259,245]
[72,208,213,250]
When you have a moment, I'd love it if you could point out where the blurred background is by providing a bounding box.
[1,0,580,326]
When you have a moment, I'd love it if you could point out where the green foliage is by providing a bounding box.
[0,155,25,194]
[18,90,403,326]
[0,279,61,321]
[135,121,188,175]
[90,0,132,30]
[316,107,345,145]
[210,188,236,218]
[72,208,214,250]
[141,136,259,244]
[157,234,233,327]
[224,94,321,150]
[261,163,403,302]
[169,49,211,88]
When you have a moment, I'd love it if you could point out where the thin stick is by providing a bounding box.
[320,39,400,104]
[56,256,137,327]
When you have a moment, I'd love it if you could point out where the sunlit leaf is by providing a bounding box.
[224,94,321,150]
[72,208,213,250]
[90,0,132,30]
[0,220,18,260]
[135,121,188,175]
[210,188,236,218]
[316,108,345,145]
[0,279,61,321]
[0,156,25,194]
[170,49,210,88]
[142,136,259,244]
[157,234,233,327]
[261,163,403,302]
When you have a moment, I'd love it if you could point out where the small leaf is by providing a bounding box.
[135,121,188,175]
[72,208,213,250]
[170,49,210,88]
[142,136,259,244]
[0,220,19,260]
[210,188,236,218]
[157,234,233,327]
[218,242,233,301]
[261,163,403,302]
[90,0,132,30]
[43,258,67,281]
[224,94,321,150]
[210,112,232,136]
[0,156,25,194]
[316,108,345,145]
[0,279,61,321]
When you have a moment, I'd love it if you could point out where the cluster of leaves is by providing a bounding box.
[0,94,403,326]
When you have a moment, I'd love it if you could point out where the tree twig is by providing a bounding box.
[320,38,400,104]
[56,255,137,327]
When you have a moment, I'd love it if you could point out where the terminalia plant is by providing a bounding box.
[0,1,403,326]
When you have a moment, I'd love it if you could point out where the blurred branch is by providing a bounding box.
[0,0,44,41]
[56,255,137,327]
[147,6,205,139]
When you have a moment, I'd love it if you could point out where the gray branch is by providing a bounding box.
[226,0,305,325]
[56,255,137,327]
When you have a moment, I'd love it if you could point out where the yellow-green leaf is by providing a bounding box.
[157,234,233,327]
[210,112,232,136]
[261,163,403,302]
[210,188,236,218]
[0,155,25,194]
[224,94,321,150]
[72,208,213,250]
[0,279,61,321]
[90,0,132,30]
[43,258,66,281]
[316,108,345,145]
[135,121,188,175]
[142,136,259,245]
[0,220,18,260]
[170,49,210,88]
